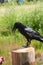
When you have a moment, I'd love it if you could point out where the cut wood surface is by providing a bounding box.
[12,47,35,65]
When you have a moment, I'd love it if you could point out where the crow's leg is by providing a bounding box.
[26,40,31,47]
[22,40,31,48]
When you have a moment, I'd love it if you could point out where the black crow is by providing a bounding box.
[12,22,43,47]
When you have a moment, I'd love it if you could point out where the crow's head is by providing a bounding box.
[12,22,21,32]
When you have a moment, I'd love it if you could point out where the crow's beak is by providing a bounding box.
[12,24,16,32]
[12,28,14,32]
[12,28,16,33]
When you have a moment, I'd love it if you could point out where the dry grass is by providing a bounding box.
[0,42,18,65]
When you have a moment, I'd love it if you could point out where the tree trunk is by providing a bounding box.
[12,47,35,65]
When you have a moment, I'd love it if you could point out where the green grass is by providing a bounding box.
[0,1,43,34]
[0,2,43,65]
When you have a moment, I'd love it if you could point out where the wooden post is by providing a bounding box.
[12,47,35,65]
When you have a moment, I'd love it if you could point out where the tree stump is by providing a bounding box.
[12,47,35,65]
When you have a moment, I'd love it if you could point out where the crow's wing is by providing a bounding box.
[25,27,40,35]
[25,27,35,32]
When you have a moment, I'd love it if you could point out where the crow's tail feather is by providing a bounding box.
[39,36,43,42]
[33,35,43,42]
[36,35,43,42]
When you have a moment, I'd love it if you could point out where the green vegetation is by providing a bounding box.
[0,1,43,65]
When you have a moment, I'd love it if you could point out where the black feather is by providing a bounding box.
[12,22,43,47]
